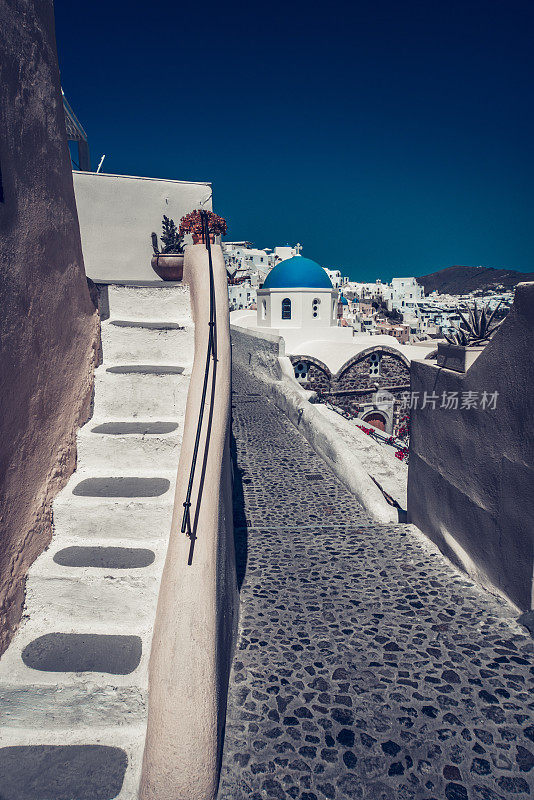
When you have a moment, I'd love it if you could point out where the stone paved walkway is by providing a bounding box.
[218,366,534,800]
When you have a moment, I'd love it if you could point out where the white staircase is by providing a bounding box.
[0,282,193,800]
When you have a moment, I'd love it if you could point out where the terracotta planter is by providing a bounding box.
[192,233,216,245]
[436,341,485,373]
[151,254,184,281]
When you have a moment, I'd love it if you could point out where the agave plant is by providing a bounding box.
[445,300,503,346]
[226,267,238,284]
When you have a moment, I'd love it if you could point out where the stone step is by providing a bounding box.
[101,318,194,365]
[0,606,152,675]
[52,469,176,540]
[0,682,147,729]
[63,467,176,497]
[42,535,161,569]
[93,364,190,418]
[23,569,160,629]
[76,418,182,470]
[52,494,175,541]
[104,283,191,322]
[0,731,143,800]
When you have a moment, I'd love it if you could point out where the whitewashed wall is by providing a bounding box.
[73,171,212,282]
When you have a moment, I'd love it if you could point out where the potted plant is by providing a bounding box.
[437,300,503,372]
[179,209,227,244]
[151,216,184,281]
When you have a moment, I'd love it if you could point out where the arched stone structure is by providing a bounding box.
[361,410,388,431]
[334,346,410,393]
[289,355,331,391]
[289,346,410,435]
[335,345,410,380]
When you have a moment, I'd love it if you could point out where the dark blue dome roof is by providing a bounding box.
[262,256,333,290]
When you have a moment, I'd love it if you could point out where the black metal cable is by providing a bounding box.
[181,211,218,540]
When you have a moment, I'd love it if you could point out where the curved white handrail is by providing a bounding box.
[140,243,237,800]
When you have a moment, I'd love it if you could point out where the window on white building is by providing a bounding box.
[312,298,320,318]
[294,361,308,382]
[369,352,381,376]
[282,298,292,320]
[262,300,267,320]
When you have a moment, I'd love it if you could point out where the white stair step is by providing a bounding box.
[0,726,144,800]
[0,617,151,684]
[105,284,191,321]
[101,318,194,364]
[52,495,175,541]
[31,537,163,575]
[55,467,177,499]
[24,570,160,629]
[36,534,163,569]
[0,683,147,729]
[76,419,182,469]
[52,468,176,541]
[93,364,190,418]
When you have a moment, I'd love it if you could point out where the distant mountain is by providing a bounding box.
[417,265,534,296]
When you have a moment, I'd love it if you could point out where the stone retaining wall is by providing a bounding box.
[231,325,405,521]
[408,282,534,611]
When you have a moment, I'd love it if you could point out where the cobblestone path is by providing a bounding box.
[218,366,534,800]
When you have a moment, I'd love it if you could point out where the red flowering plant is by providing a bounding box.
[396,411,410,444]
[179,209,228,238]
[395,447,409,461]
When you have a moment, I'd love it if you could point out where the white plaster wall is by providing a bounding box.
[408,283,534,611]
[73,172,212,282]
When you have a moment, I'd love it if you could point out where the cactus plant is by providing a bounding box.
[151,215,184,255]
[445,300,503,346]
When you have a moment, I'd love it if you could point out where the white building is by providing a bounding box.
[228,283,256,310]
[257,255,338,330]
[223,241,272,287]
[273,244,300,263]
[324,268,350,289]
[343,279,388,301]
[387,277,424,313]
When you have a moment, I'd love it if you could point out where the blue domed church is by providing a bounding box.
[257,255,338,329]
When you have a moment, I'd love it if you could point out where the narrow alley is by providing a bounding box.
[218,366,534,800]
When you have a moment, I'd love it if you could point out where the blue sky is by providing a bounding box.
[55,0,534,282]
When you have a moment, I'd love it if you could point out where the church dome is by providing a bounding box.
[339,294,348,305]
[262,256,333,290]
